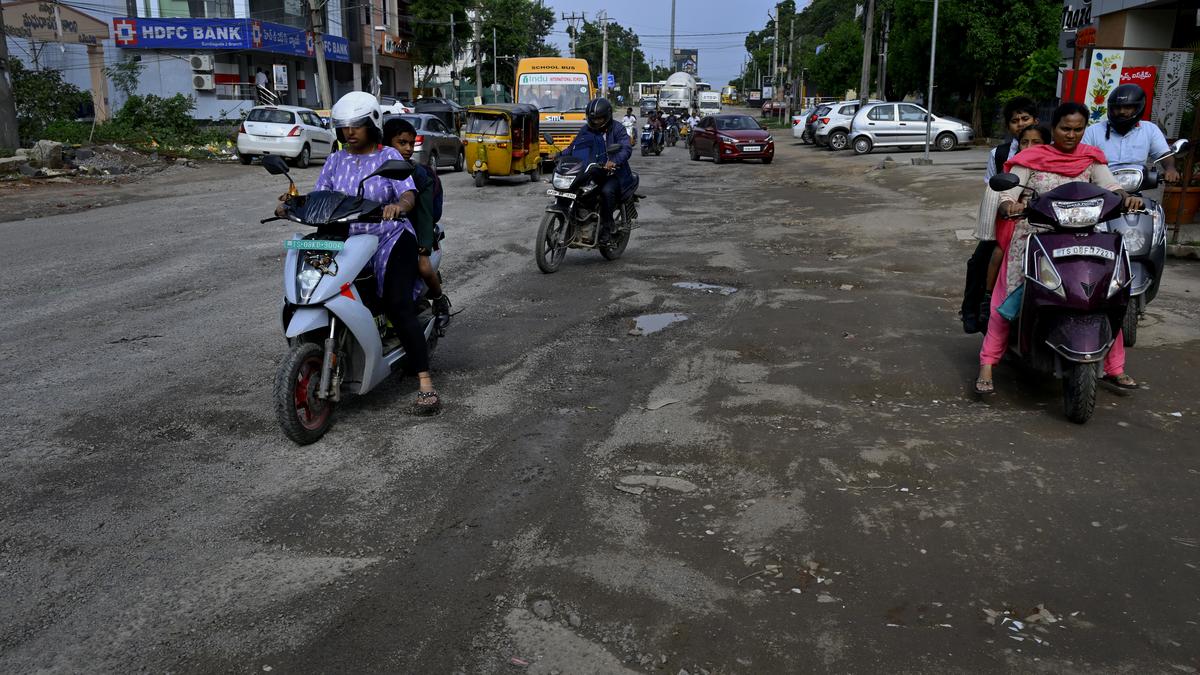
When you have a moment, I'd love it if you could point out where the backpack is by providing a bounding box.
[993,140,1013,175]
[414,163,443,223]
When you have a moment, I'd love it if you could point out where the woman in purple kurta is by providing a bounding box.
[301,93,440,414]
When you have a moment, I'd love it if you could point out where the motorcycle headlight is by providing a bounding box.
[1112,168,1143,193]
[1051,198,1104,229]
[297,267,322,301]
[552,173,574,189]
[1121,227,1146,252]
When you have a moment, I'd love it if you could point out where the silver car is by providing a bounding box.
[396,113,465,171]
[813,99,878,150]
[849,102,974,155]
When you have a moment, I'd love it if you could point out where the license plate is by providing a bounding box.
[285,239,344,251]
[546,189,577,199]
[1052,245,1115,260]
[742,145,761,152]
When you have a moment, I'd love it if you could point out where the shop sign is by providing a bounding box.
[111,17,350,62]
[2,1,109,45]
[380,31,409,58]
[1062,0,1092,32]
[273,64,288,91]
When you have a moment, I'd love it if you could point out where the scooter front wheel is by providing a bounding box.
[1122,297,1140,347]
[1063,363,1097,424]
[274,341,336,444]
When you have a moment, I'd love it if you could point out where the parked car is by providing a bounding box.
[237,105,336,168]
[760,100,787,116]
[791,107,814,141]
[380,96,415,114]
[803,105,831,145]
[689,113,774,164]
[814,99,880,150]
[849,102,974,155]
[395,113,465,171]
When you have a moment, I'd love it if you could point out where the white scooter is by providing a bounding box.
[260,155,448,444]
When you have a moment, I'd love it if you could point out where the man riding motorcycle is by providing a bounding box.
[562,97,633,246]
[1082,84,1180,183]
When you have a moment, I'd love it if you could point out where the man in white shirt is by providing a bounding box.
[1082,84,1179,182]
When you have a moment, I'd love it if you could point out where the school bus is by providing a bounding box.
[515,57,595,156]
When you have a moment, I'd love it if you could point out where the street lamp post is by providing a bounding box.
[920,0,940,163]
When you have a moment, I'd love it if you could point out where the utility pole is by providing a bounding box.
[770,8,779,88]
[493,26,498,95]
[305,0,333,110]
[878,9,890,99]
[0,2,23,148]
[472,11,482,104]
[367,0,379,99]
[858,0,875,104]
[785,16,794,122]
[562,12,585,58]
[629,43,634,101]
[669,0,676,68]
[450,13,457,85]
[598,11,609,98]
[922,0,940,162]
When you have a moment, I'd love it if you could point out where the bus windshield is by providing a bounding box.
[518,73,591,112]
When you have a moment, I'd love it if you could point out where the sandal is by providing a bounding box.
[1102,373,1138,390]
[414,390,441,415]
[974,378,995,396]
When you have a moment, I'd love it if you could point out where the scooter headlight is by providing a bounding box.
[1112,168,1144,193]
[1120,227,1146,252]
[1051,198,1104,229]
[297,267,322,301]
[552,173,574,189]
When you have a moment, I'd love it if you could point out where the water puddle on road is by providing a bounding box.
[673,281,739,296]
[629,313,689,336]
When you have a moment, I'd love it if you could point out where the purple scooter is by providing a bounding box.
[988,173,1132,423]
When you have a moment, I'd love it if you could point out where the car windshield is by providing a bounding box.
[518,73,591,112]
[715,116,760,131]
[467,114,509,135]
[248,109,295,124]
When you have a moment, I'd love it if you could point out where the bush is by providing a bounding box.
[114,94,197,137]
[7,57,91,142]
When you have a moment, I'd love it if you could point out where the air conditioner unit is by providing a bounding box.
[189,54,214,71]
[192,73,215,90]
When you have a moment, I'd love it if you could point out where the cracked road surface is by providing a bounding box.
[2,129,1199,673]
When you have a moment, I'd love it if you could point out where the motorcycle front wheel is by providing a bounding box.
[535,211,569,273]
[1122,297,1140,347]
[274,341,336,444]
[1063,362,1097,424]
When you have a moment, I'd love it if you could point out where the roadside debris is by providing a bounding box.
[619,475,698,493]
[644,398,681,411]
[838,284,854,291]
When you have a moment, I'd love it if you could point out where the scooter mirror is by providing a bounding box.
[989,172,1020,192]
[370,158,414,181]
[1153,139,1190,165]
[262,155,290,175]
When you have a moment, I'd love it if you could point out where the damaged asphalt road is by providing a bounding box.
[1,130,1199,673]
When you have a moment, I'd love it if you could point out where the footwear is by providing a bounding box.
[1102,373,1138,390]
[974,378,995,395]
[414,390,441,415]
[431,294,451,317]
[597,225,613,247]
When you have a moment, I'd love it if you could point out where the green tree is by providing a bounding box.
[103,56,145,100]
[478,0,558,92]
[6,57,91,142]
[410,0,473,86]
[806,19,863,98]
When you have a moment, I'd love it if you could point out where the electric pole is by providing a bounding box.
[305,0,333,109]
[0,1,23,148]
[450,12,457,86]
[669,0,676,68]
[786,16,794,122]
[922,0,940,162]
[598,11,609,98]
[473,11,482,104]
[493,26,498,96]
[368,0,379,99]
[858,0,875,104]
[562,12,585,57]
[878,9,890,99]
[770,7,779,100]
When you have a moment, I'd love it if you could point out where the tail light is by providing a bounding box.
[820,118,830,124]
[287,125,302,137]
[792,118,800,126]
[414,134,425,148]
[239,122,246,134]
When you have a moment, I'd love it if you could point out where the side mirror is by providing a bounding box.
[262,154,289,175]
[989,172,1020,191]
[1153,139,1189,165]
[371,158,414,181]
[543,132,554,145]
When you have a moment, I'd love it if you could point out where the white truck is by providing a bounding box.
[697,91,721,116]
[658,72,697,115]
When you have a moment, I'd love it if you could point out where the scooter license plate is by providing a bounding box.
[546,189,577,199]
[742,145,761,152]
[285,239,345,251]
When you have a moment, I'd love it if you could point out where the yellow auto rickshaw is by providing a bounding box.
[464,103,554,187]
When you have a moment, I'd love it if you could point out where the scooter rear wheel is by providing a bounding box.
[1122,297,1140,347]
[274,341,336,444]
[1063,363,1097,424]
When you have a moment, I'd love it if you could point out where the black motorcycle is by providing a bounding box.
[534,147,643,273]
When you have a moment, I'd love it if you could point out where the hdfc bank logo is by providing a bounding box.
[305,31,314,56]
[113,18,138,46]
[251,20,262,48]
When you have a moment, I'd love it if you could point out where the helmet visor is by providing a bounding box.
[331,114,373,129]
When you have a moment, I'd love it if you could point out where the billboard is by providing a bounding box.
[672,48,698,76]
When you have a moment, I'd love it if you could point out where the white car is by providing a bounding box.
[380,96,416,114]
[237,105,337,168]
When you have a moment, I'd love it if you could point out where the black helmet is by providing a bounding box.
[586,97,613,131]
[1107,84,1146,135]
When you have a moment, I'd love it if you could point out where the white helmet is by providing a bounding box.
[330,91,381,131]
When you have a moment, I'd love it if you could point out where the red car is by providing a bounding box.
[689,114,775,164]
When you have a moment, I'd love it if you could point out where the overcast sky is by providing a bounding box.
[544,0,793,87]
